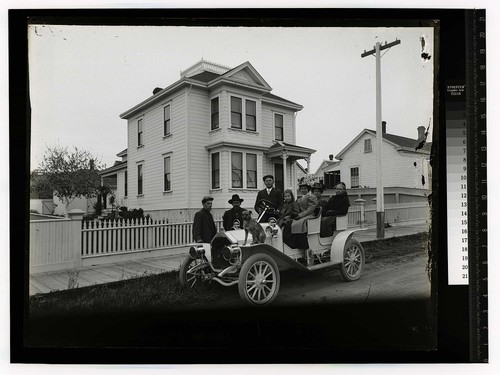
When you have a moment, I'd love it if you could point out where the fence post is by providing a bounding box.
[68,209,85,268]
[354,199,366,228]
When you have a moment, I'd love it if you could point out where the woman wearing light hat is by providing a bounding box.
[222,194,245,231]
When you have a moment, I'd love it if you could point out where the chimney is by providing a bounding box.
[382,121,387,134]
[417,126,426,141]
[329,154,334,161]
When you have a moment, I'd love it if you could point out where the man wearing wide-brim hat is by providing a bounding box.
[222,194,245,231]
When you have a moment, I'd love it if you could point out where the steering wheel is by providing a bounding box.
[256,199,277,213]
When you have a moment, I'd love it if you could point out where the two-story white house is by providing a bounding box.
[314,121,432,205]
[101,60,315,220]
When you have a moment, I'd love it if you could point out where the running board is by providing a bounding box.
[306,261,340,271]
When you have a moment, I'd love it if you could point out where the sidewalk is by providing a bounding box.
[29,222,429,296]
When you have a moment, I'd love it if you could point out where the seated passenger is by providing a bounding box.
[320,182,350,237]
[283,183,317,249]
[277,189,299,228]
[312,182,327,212]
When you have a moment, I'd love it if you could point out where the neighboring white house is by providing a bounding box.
[314,121,432,204]
[101,60,315,220]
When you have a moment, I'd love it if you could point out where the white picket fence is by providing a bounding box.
[29,202,430,274]
[81,218,224,258]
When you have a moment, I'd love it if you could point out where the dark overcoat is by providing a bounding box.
[222,206,245,231]
[254,187,283,213]
[192,209,217,243]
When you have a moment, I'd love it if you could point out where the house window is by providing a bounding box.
[246,153,257,189]
[274,113,284,141]
[211,97,219,130]
[231,152,243,188]
[124,171,128,197]
[137,164,144,195]
[324,171,340,189]
[163,156,171,191]
[164,105,171,136]
[138,119,143,146]
[211,152,220,189]
[245,100,256,132]
[231,97,242,129]
[364,138,372,153]
[350,167,359,188]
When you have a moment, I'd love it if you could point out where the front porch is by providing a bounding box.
[266,141,316,192]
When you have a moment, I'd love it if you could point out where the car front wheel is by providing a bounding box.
[238,253,280,306]
[339,239,365,281]
[179,255,211,288]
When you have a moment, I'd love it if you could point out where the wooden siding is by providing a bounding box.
[126,91,188,210]
[187,87,212,206]
[261,103,296,146]
[334,133,430,189]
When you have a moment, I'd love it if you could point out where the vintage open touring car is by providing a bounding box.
[179,200,365,306]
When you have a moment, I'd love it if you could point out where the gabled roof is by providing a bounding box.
[262,93,303,110]
[266,141,316,160]
[215,61,272,91]
[116,148,127,157]
[99,160,127,176]
[314,159,339,176]
[335,128,431,159]
[120,60,302,119]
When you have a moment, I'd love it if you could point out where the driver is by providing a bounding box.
[254,174,283,222]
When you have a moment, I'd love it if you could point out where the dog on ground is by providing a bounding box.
[241,210,267,245]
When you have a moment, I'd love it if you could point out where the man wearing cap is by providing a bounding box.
[223,194,245,231]
[192,196,217,243]
[254,175,283,222]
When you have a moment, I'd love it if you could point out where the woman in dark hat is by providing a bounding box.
[283,182,317,250]
[311,182,327,212]
[222,194,245,230]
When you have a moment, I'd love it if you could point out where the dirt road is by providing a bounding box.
[203,250,431,310]
[276,253,431,306]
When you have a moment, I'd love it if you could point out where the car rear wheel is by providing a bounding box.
[238,253,280,306]
[179,255,211,288]
[339,239,365,281]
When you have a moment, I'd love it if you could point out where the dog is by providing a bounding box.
[241,210,267,245]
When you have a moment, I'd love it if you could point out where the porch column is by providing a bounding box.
[305,156,311,176]
[282,150,289,189]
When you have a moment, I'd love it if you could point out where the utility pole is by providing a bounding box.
[361,38,401,239]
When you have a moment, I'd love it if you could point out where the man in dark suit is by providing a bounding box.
[193,196,217,243]
[222,194,245,230]
[254,175,283,222]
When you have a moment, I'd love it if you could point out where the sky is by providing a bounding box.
[28,24,434,173]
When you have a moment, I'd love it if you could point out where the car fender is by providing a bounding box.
[240,243,308,271]
[330,230,357,264]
